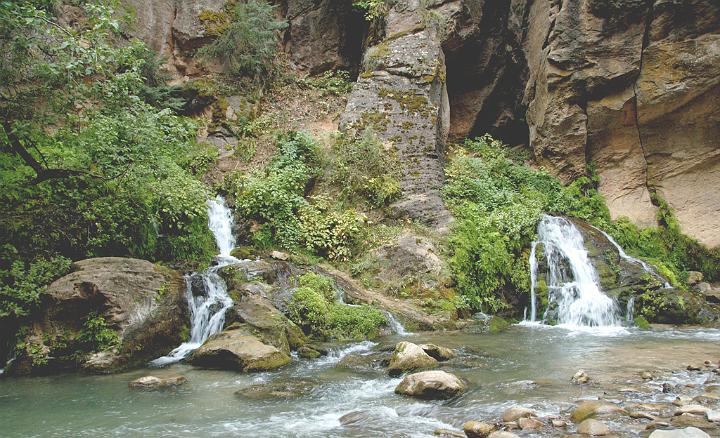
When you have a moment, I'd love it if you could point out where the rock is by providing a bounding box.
[394,370,466,400]
[336,351,389,373]
[518,417,543,430]
[687,272,704,286]
[675,405,711,416]
[434,428,466,437]
[235,379,316,399]
[387,341,438,376]
[129,375,187,390]
[189,329,291,372]
[270,251,289,261]
[630,411,658,421]
[463,420,495,438]
[420,344,456,361]
[675,396,694,406]
[687,364,703,371]
[671,414,716,429]
[572,370,591,384]
[706,410,720,422]
[552,419,568,428]
[297,346,322,359]
[12,258,187,375]
[502,406,537,422]
[571,401,626,423]
[577,419,611,436]
[487,432,520,438]
[641,371,654,380]
[648,427,711,438]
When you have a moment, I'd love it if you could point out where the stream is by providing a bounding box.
[1,326,719,437]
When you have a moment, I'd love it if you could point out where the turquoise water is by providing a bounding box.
[2,326,719,437]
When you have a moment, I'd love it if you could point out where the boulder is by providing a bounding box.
[518,417,543,430]
[675,405,711,416]
[12,258,187,375]
[420,344,456,361]
[387,341,438,376]
[235,379,316,399]
[129,375,187,390]
[502,406,537,422]
[571,370,591,384]
[394,370,466,399]
[577,419,611,436]
[571,401,626,423]
[463,420,495,438]
[189,329,291,372]
[648,427,711,438]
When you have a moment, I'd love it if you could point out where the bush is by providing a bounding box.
[77,312,120,352]
[198,0,287,82]
[288,273,386,340]
[323,130,401,208]
[0,256,71,319]
[299,197,363,261]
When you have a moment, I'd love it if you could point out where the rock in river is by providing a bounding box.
[189,329,291,372]
[502,406,537,422]
[395,370,466,399]
[463,420,495,437]
[387,341,438,376]
[571,400,626,423]
[129,375,187,390]
[648,427,711,438]
[577,418,611,436]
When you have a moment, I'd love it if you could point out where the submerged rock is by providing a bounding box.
[420,344,455,361]
[486,432,520,438]
[129,375,187,390]
[235,379,316,399]
[502,406,537,422]
[463,420,495,437]
[571,400,626,423]
[648,427,711,438]
[572,370,591,384]
[577,418,611,436]
[387,341,438,376]
[518,417,543,430]
[394,370,466,399]
[189,329,291,372]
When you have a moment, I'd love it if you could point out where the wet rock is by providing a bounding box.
[270,251,289,261]
[502,406,537,422]
[664,383,675,393]
[687,272,704,286]
[671,414,717,429]
[235,379,316,400]
[552,419,568,428]
[675,396,694,406]
[387,341,438,376]
[297,346,322,359]
[487,432,520,438]
[572,370,591,384]
[577,419,611,436]
[630,411,658,421]
[641,371,654,380]
[463,420,495,437]
[394,370,466,400]
[675,405,711,416]
[706,410,720,422]
[688,365,703,371]
[82,350,120,373]
[129,375,187,390]
[571,401,626,423]
[648,427,711,438]
[434,428,465,437]
[336,351,389,373]
[518,417,543,430]
[189,329,291,372]
[420,344,456,362]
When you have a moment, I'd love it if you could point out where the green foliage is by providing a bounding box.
[299,71,353,96]
[633,315,650,330]
[353,0,387,21]
[0,256,71,319]
[299,197,363,261]
[288,273,386,340]
[198,0,287,82]
[324,130,401,208]
[0,1,217,266]
[77,312,120,352]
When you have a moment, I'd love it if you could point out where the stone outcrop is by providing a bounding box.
[12,258,188,375]
[387,341,438,376]
[189,328,291,372]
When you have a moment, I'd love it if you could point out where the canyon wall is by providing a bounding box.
[119,0,720,246]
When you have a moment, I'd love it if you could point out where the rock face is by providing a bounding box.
[189,328,291,372]
[394,370,466,399]
[12,258,187,375]
[387,341,438,376]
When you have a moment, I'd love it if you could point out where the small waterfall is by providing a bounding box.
[528,241,539,322]
[151,196,237,366]
[626,296,635,323]
[385,311,410,336]
[529,215,620,327]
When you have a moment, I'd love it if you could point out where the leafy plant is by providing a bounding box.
[78,312,120,352]
[0,256,71,319]
[198,0,287,82]
[353,0,387,21]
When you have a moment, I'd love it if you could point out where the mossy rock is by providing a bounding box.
[488,316,511,333]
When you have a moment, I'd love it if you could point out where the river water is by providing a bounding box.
[2,326,719,437]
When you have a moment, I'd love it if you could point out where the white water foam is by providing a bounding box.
[385,311,411,336]
[151,196,237,366]
[527,215,620,328]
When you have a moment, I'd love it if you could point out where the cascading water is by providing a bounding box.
[528,241,539,323]
[151,196,237,366]
[385,311,410,336]
[527,215,620,327]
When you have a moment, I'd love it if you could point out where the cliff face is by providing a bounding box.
[120,0,720,246]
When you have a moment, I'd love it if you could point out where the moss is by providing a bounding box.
[360,70,374,79]
[230,246,254,259]
[378,87,431,116]
[179,324,190,341]
[633,315,650,330]
[488,316,511,333]
[353,110,390,132]
[198,9,231,36]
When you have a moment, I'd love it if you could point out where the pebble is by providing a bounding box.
[462,421,495,438]
[577,418,611,436]
[674,405,711,416]
[641,371,654,380]
[552,419,568,427]
[572,370,591,384]
[517,417,543,430]
[501,406,536,422]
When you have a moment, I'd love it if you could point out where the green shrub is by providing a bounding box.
[0,256,71,319]
[353,0,387,21]
[299,197,363,261]
[198,0,287,82]
[324,130,401,208]
[299,71,353,96]
[77,312,120,352]
[288,272,386,340]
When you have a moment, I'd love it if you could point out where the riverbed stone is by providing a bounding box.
[387,341,438,376]
[235,379,316,399]
[502,406,537,422]
[571,401,626,423]
[128,375,187,390]
[648,427,712,438]
[675,405,711,416]
[518,417,543,430]
[577,419,611,436]
[671,414,717,430]
[572,370,591,384]
[463,420,495,437]
[420,344,456,361]
[394,370,466,399]
[189,329,291,372]
[486,432,520,438]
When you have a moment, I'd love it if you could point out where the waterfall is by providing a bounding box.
[385,311,410,336]
[528,215,620,327]
[151,196,237,366]
[626,296,635,323]
[528,241,538,322]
